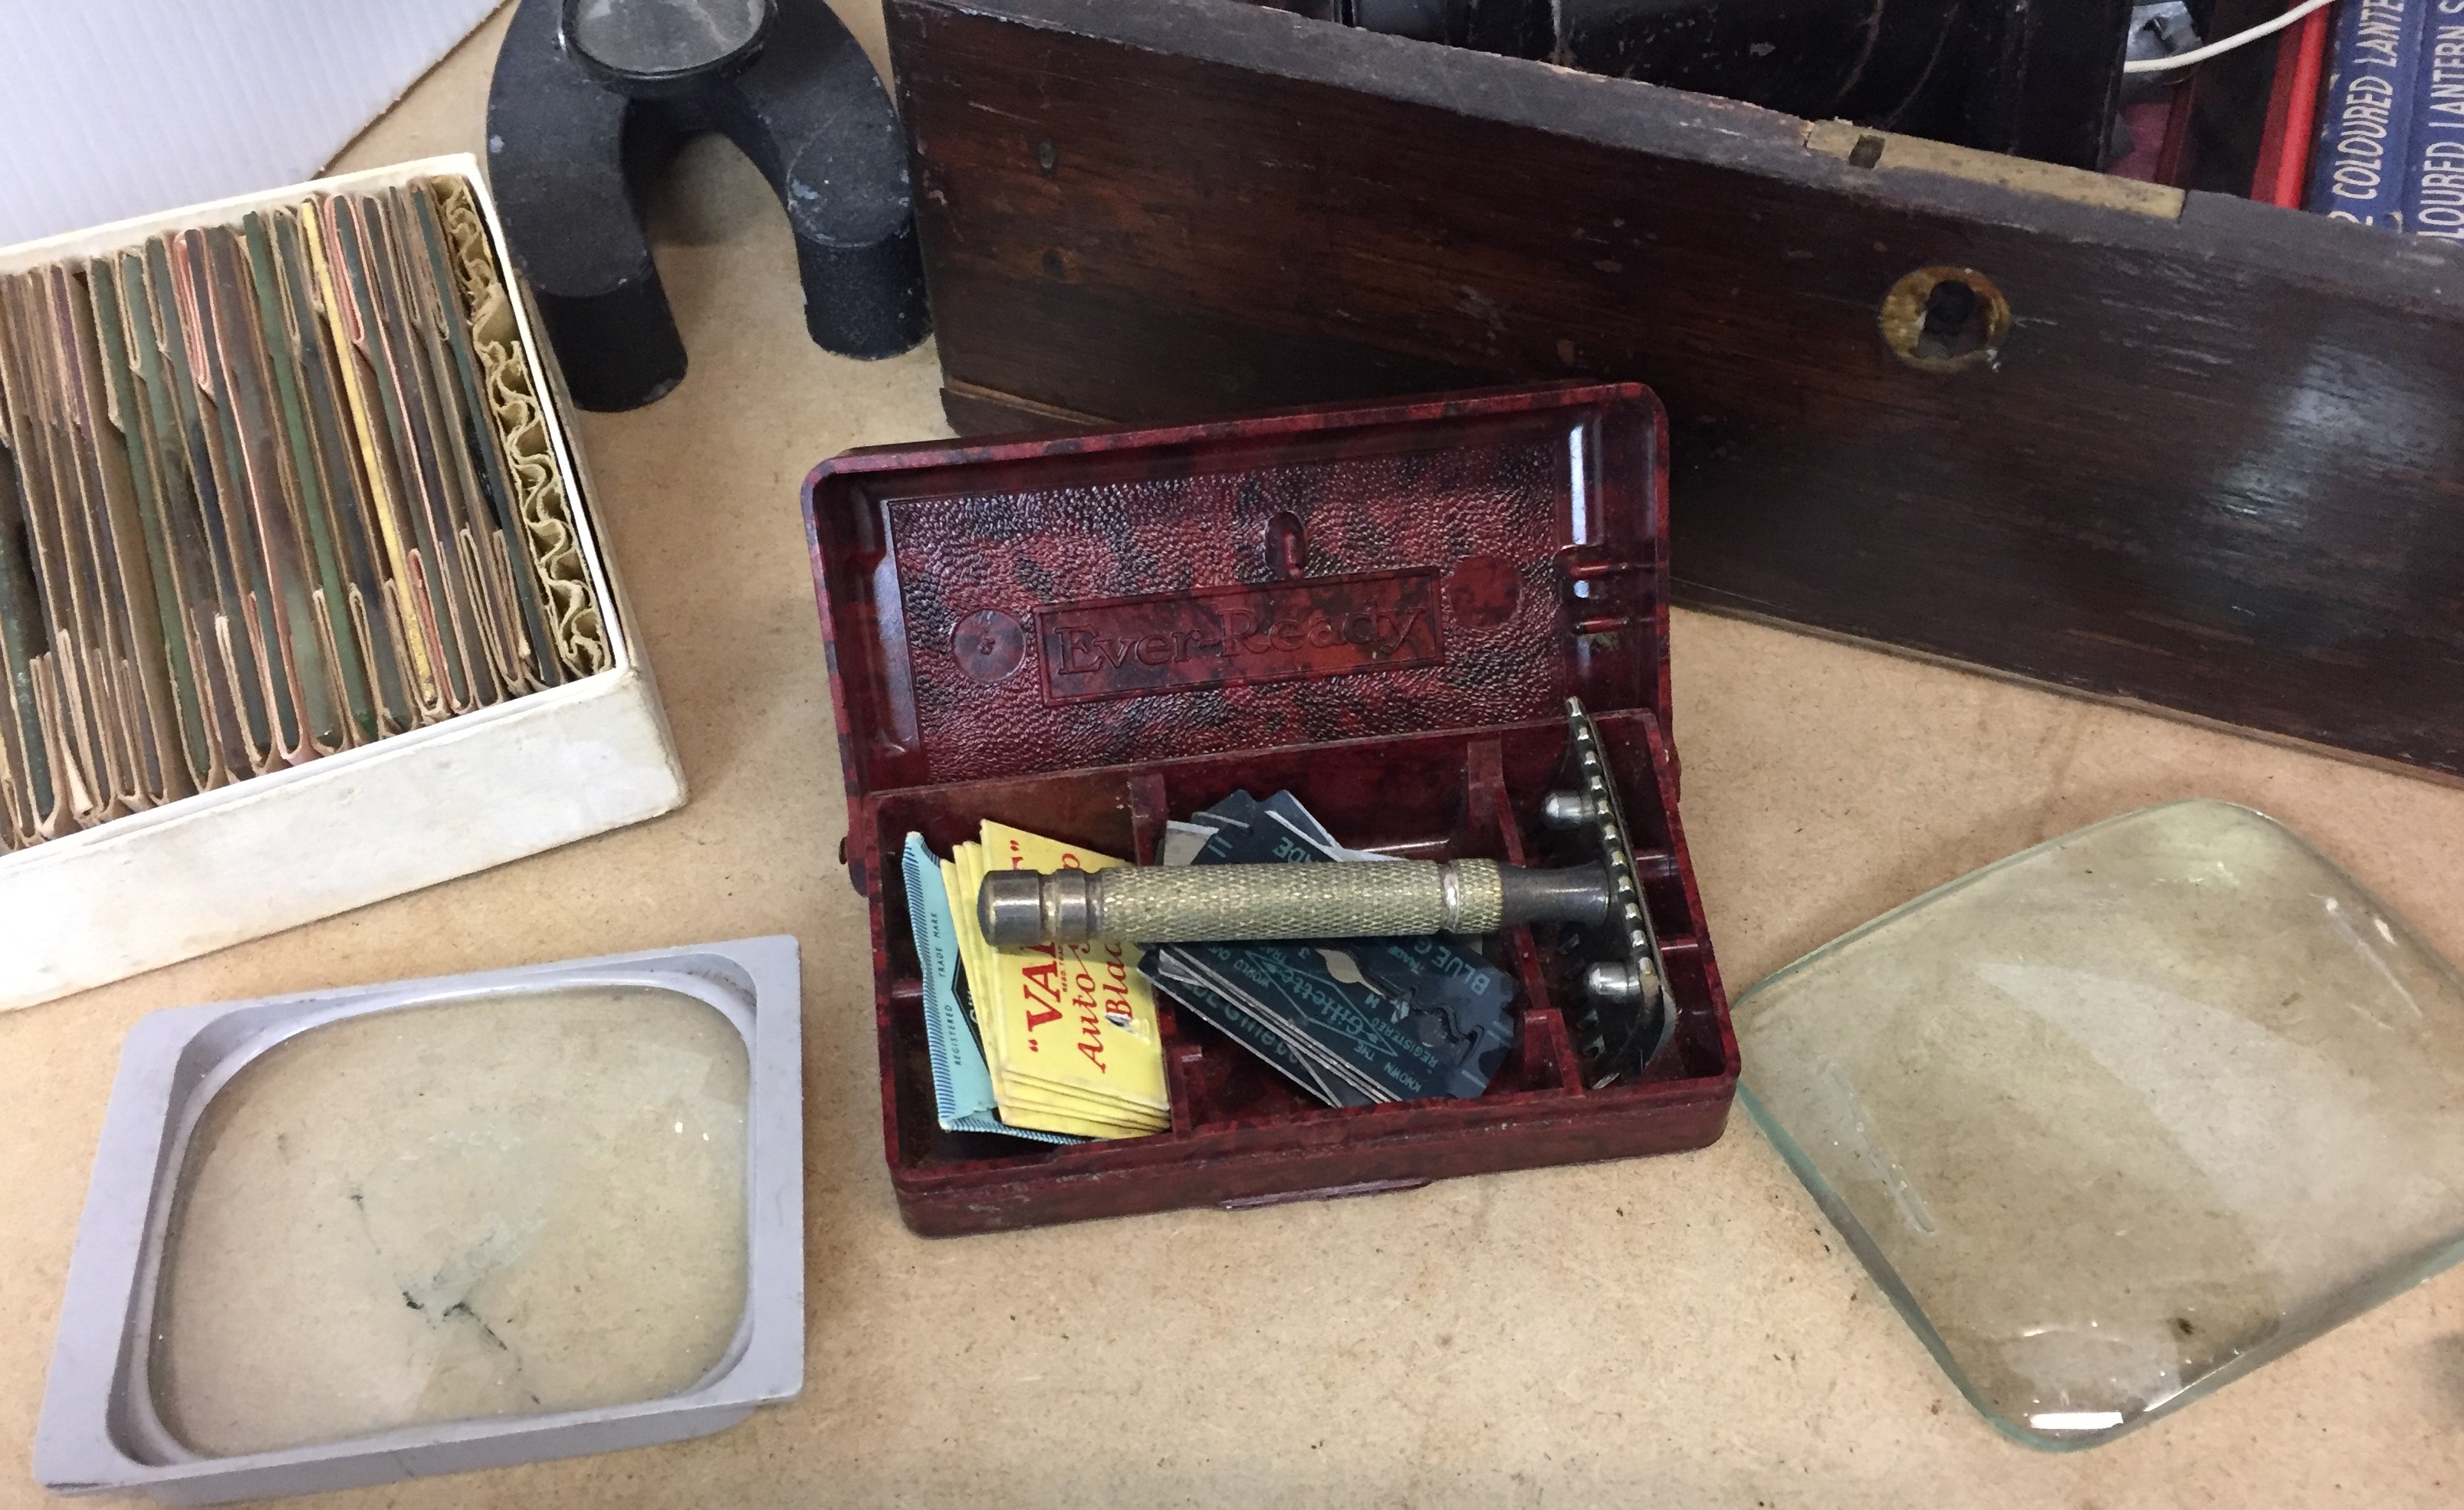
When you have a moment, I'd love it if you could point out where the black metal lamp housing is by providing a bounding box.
[488,0,928,412]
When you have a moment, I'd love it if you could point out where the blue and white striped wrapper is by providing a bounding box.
[2403,0,2464,237]
[2309,0,2433,226]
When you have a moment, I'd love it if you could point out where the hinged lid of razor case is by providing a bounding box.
[803,382,1671,850]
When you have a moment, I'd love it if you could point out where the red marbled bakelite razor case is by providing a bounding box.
[804,382,1737,1236]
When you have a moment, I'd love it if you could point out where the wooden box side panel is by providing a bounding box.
[892,0,2464,778]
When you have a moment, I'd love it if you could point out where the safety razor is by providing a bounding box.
[977,698,1675,1083]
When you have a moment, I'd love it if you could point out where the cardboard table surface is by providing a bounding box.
[2,8,2459,1506]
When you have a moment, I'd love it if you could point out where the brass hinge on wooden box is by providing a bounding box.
[1804,120,2186,220]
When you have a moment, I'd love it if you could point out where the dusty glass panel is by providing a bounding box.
[1736,800,2464,1447]
[151,985,751,1457]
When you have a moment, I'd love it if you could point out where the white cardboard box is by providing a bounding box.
[0,153,685,1013]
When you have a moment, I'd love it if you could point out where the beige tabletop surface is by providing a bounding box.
[5,7,2463,1508]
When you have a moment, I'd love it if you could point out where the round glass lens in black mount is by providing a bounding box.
[562,0,776,97]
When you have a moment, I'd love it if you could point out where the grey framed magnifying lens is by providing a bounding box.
[34,937,803,1504]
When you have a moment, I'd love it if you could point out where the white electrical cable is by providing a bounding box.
[2122,0,2339,73]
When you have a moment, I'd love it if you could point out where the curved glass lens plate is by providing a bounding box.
[1736,800,2464,1448]
[150,985,751,1458]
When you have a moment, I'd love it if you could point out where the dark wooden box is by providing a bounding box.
[887,0,2464,782]
[803,384,1736,1236]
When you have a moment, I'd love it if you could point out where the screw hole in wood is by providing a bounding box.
[1879,265,2010,373]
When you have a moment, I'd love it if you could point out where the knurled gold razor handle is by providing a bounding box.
[977,858,1620,946]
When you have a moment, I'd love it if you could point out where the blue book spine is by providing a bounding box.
[2309,0,2433,227]
[2403,0,2464,238]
